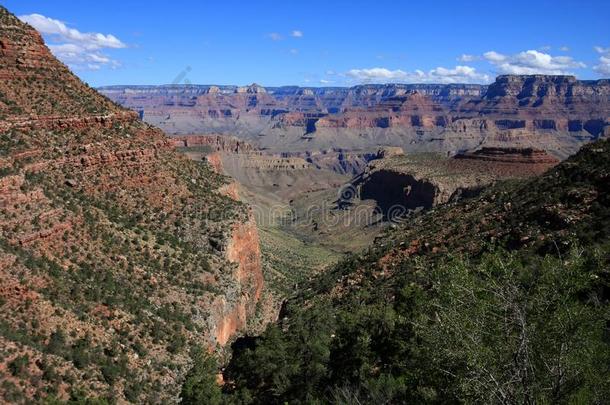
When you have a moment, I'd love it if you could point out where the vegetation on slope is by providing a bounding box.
[184,139,610,404]
[0,141,245,403]
[0,6,252,403]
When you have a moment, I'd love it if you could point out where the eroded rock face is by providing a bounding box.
[475,75,610,116]
[455,147,560,165]
[171,134,256,154]
[314,91,450,130]
[0,6,265,403]
[351,147,559,218]
[99,83,486,121]
[100,76,609,158]
[219,216,263,344]
[207,216,263,346]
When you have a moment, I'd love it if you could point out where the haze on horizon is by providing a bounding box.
[4,0,610,87]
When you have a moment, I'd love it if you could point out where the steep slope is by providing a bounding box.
[217,139,610,403]
[0,7,263,403]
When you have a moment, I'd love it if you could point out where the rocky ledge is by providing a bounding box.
[348,146,559,218]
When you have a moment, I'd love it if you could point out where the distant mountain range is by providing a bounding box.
[99,76,610,158]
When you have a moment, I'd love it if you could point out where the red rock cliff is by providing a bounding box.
[212,216,263,346]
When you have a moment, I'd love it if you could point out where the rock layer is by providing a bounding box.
[350,147,559,218]
[99,77,609,158]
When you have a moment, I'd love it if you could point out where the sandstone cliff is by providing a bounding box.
[171,134,257,154]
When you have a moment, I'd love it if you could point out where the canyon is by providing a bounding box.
[100,75,610,306]
[100,77,609,264]
[1,2,609,403]
[100,75,610,160]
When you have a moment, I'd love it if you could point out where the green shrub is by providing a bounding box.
[180,348,222,405]
[8,354,29,377]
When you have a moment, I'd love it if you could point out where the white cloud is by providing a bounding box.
[482,51,506,63]
[267,32,283,41]
[48,43,120,68]
[18,13,125,70]
[291,30,303,38]
[19,13,125,49]
[320,79,333,84]
[289,48,298,55]
[559,46,570,52]
[345,65,490,84]
[427,66,491,83]
[346,67,408,82]
[594,46,610,75]
[483,49,585,75]
[458,54,479,62]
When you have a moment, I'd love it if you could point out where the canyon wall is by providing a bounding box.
[99,76,609,158]
[350,147,559,218]
[171,134,257,154]
[0,7,265,403]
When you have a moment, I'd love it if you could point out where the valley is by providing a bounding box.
[100,77,610,294]
[103,77,610,403]
[0,2,609,404]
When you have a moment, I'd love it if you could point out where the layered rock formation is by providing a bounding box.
[349,147,559,218]
[0,7,265,403]
[99,77,609,158]
[455,75,610,140]
[99,83,485,120]
[171,134,256,154]
[312,91,450,130]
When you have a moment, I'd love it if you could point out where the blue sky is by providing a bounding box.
[4,0,610,86]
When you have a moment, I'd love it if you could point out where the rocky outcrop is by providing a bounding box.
[0,111,139,132]
[455,147,559,164]
[218,154,311,171]
[212,216,263,346]
[171,134,256,153]
[349,147,558,218]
